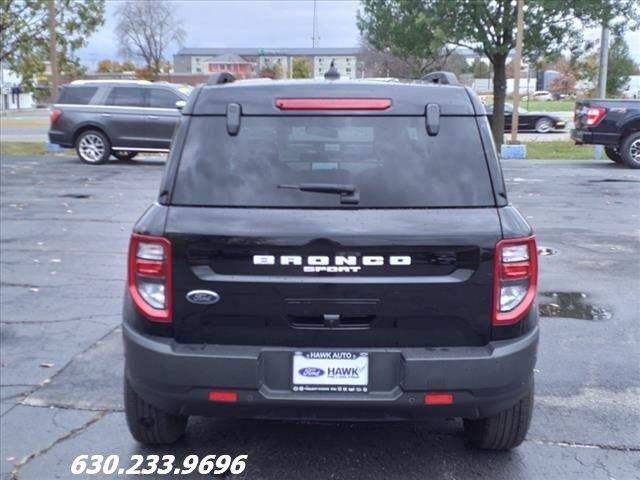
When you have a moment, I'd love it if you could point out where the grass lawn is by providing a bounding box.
[521,100,575,112]
[523,141,595,160]
[0,142,70,156]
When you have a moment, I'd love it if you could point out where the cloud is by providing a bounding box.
[77,0,639,70]
[77,0,361,69]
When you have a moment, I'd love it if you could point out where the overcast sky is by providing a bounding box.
[77,0,640,70]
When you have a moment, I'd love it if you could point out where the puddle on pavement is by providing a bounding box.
[589,179,640,183]
[537,246,558,256]
[539,292,612,321]
[58,193,91,199]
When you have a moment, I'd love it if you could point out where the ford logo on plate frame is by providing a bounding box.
[186,290,220,305]
[298,367,324,378]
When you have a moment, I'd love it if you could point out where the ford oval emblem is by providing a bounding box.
[299,367,324,378]
[186,290,220,305]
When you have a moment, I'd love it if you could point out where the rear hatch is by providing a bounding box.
[166,110,501,348]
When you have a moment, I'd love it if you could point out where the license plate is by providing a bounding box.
[292,351,369,392]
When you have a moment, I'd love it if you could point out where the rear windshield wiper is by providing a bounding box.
[277,183,360,205]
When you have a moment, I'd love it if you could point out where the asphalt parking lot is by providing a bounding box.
[1,154,639,480]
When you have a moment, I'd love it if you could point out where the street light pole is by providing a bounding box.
[49,0,59,104]
[510,0,525,144]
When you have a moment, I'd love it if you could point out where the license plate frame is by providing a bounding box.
[292,351,369,392]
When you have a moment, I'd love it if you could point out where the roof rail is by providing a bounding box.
[421,71,460,85]
[207,72,236,85]
[70,79,151,85]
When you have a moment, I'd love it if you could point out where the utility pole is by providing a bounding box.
[311,0,319,48]
[597,21,610,98]
[509,0,525,144]
[594,17,610,159]
[48,0,59,104]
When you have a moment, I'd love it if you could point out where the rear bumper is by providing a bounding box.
[571,128,620,146]
[48,130,73,148]
[124,324,538,420]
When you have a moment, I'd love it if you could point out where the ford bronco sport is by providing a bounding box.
[123,71,539,450]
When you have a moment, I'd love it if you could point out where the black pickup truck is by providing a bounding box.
[571,99,640,168]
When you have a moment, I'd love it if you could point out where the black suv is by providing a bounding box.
[123,72,539,451]
[49,80,190,164]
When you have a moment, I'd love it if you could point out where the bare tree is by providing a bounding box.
[359,40,454,79]
[115,0,185,80]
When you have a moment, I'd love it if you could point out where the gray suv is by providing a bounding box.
[48,80,191,164]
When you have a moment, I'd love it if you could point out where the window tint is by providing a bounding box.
[58,86,98,105]
[105,87,147,107]
[149,88,179,109]
[172,116,495,208]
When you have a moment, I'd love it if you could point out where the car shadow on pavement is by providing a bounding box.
[127,417,528,479]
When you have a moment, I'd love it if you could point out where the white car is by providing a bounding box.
[523,91,554,101]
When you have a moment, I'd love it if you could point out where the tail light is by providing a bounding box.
[493,236,538,326]
[586,107,606,127]
[127,233,172,322]
[50,108,63,125]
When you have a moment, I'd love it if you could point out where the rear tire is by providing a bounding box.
[112,151,138,161]
[604,147,622,163]
[75,130,111,165]
[620,132,640,169]
[124,378,188,445]
[463,383,534,451]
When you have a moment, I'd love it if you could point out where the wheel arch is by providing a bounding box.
[620,118,640,141]
[72,123,112,146]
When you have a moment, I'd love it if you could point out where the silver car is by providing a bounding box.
[48,80,191,164]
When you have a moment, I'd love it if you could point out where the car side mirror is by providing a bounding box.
[176,100,186,111]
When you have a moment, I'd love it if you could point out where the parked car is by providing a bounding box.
[123,72,539,451]
[486,103,566,133]
[48,80,191,164]
[571,99,640,168]
[522,90,553,101]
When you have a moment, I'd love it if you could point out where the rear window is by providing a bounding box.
[58,86,98,105]
[172,116,495,208]
[105,87,147,107]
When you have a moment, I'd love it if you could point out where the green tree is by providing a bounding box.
[442,51,470,76]
[1,0,105,90]
[292,58,311,78]
[606,35,637,96]
[358,0,639,147]
[471,58,490,78]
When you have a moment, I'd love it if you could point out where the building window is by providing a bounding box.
[346,67,351,73]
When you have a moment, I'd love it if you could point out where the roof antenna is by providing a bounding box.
[324,60,340,80]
